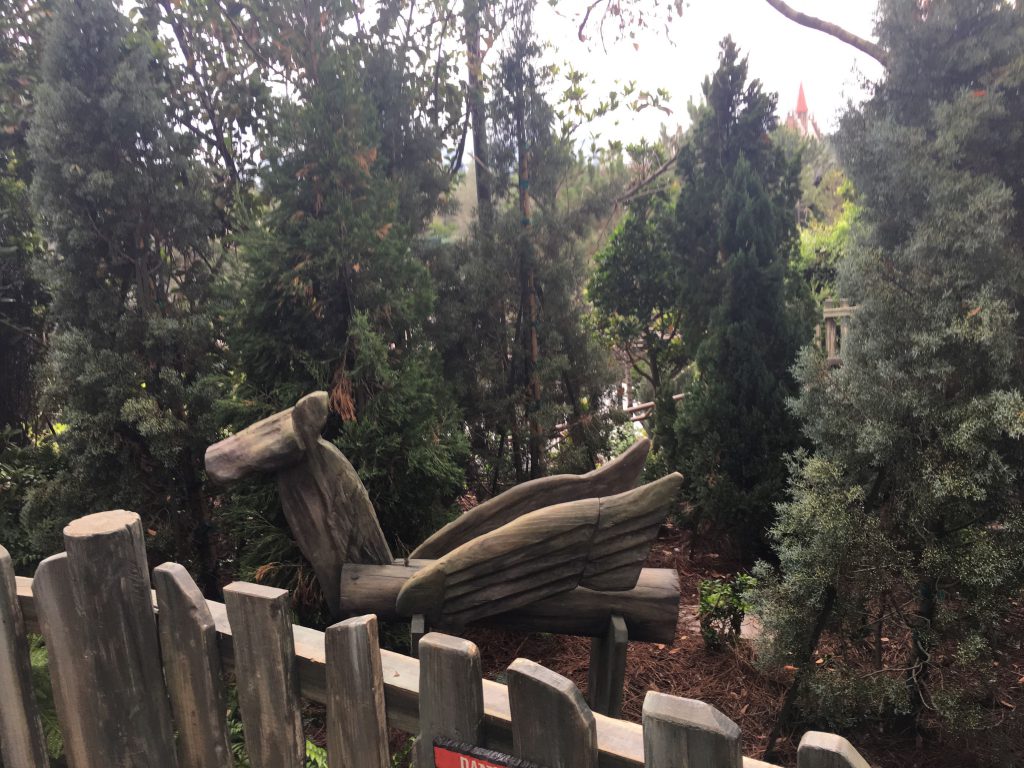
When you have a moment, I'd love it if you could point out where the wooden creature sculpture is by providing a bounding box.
[205,392,393,615]
[205,391,664,624]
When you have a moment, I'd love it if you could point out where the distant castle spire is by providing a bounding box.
[785,82,821,139]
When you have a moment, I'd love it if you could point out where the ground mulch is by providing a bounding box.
[461,524,1024,768]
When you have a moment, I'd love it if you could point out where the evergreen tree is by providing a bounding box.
[673,39,813,558]
[755,0,1024,751]
[230,0,467,552]
[25,0,225,588]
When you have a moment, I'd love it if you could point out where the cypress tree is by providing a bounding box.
[673,39,813,558]
[756,0,1024,748]
[26,0,225,588]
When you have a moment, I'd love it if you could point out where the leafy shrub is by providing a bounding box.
[697,573,757,650]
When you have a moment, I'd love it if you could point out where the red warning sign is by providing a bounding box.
[432,738,541,768]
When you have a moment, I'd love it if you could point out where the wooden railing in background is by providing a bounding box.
[1,511,871,768]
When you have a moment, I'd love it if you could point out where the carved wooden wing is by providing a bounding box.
[395,472,682,627]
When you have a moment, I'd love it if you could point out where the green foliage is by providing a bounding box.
[229,3,467,553]
[0,428,62,571]
[24,0,226,587]
[756,0,1024,738]
[697,573,756,651]
[27,635,63,760]
[673,39,814,559]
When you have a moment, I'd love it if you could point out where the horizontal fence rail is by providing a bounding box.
[3,512,871,768]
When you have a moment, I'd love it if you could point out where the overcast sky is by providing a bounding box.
[534,0,885,146]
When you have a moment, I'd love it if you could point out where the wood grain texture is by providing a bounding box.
[508,658,597,768]
[642,692,742,768]
[339,564,680,644]
[16,577,781,768]
[153,563,231,768]
[276,392,393,616]
[588,615,628,718]
[796,733,870,768]
[412,438,651,559]
[60,511,179,768]
[205,406,304,483]
[396,474,682,627]
[223,582,304,768]
[415,633,484,768]
[0,546,48,768]
[326,615,389,768]
[32,553,95,768]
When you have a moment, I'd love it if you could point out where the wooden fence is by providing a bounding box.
[1,510,871,768]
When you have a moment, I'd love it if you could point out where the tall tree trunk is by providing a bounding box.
[463,0,494,243]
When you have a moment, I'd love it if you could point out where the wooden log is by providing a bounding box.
[796,732,870,768]
[415,633,484,768]
[588,615,628,718]
[326,615,389,768]
[397,474,682,627]
[642,692,742,768]
[152,563,231,768]
[411,437,651,559]
[223,582,304,768]
[205,406,304,483]
[508,658,597,768]
[16,577,781,768]
[339,564,679,644]
[0,546,48,768]
[55,511,179,768]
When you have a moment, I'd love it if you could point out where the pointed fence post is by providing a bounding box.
[642,691,742,768]
[415,632,484,767]
[223,582,304,768]
[797,732,871,768]
[326,614,390,768]
[508,658,598,768]
[0,546,49,768]
[153,563,231,768]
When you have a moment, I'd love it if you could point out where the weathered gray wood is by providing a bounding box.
[55,511,179,768]
[508,657,597,768]
[410,613,427,659]
[397,474,682,627]
[205,406,304,483]
[205,392,392,617]
[275,392,393,615]
[0,546,48,768]
[339,563,680,644]
[412,437,651,559]
[152,563,231,768]
[17,576,781,768]
[415,632,484,768]
[642,692,741,768]
[223,582,304,768]
[588,615,628,718]
[325,614,389,768]
[797,732,870,768]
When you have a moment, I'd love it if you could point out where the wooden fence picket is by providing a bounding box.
[642,691,742,768]
[153,563,232,768]
[507,657,598,768]
[0,546,48,768]
[34,512,179,768]
[223,581,305,768]
[797,732,871,768]
[415,632,484,767]
[326,614,390,768]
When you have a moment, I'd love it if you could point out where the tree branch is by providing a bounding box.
[762,0,888,67]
